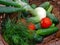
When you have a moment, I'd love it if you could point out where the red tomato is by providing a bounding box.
[28,23,36,30]
[41,17,52,28]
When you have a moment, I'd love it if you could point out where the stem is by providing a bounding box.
[0,0,36,16]
[0,0,21,7]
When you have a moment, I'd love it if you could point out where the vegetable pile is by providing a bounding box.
[0,0,59,45]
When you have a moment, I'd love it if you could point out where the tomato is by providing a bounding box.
[28,23,36,30]
[41,17,52,28]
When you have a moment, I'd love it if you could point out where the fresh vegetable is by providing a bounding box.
[41,17,52,28]
[50,23,55,28]
[2,19,34,45]
[0,0,58,24]
[0,0,36,16]
[40,2,53,12]
[35,23,54,29]
[33,34,43,43]
[34,7,46,20]
[28,23,36,30]
[0,1,59,45]
[27,7,46,23]
[0,0,46,23]
[40,2,50,10]
[13,0,34,11]
[36,27,58,36]
[0,0,21,7]
[27,17,40,23]
[21,0,29,3]
[46,12,59,25]
[31,4,37,9]
[47,5,53,12]
[0,6,22,13]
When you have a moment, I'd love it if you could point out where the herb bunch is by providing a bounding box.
[2,18,34,45]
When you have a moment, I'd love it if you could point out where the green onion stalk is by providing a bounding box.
[0,0,36,16]
[0,0,50,24]
[14,0,36,16]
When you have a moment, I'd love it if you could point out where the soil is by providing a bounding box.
[0,0,60,45]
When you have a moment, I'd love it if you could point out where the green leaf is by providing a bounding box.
[12,35,20,44]
[0,6,22,13]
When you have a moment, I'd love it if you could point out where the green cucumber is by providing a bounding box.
[35,23,55,29]
[33,34,43,43]
[36,27,58,36]
[0,6,22,13]
[40,2,50,10]
[47,5,53,12]
[50,24,55,28]
[46,12,59,25]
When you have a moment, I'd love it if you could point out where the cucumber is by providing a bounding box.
[36,27,58,36]
[50,24,55,28]
[40,2,50,10]
[33,34,43,43]
[47,5,53,12]
[35,23,55,29]
[46,12,59,25]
